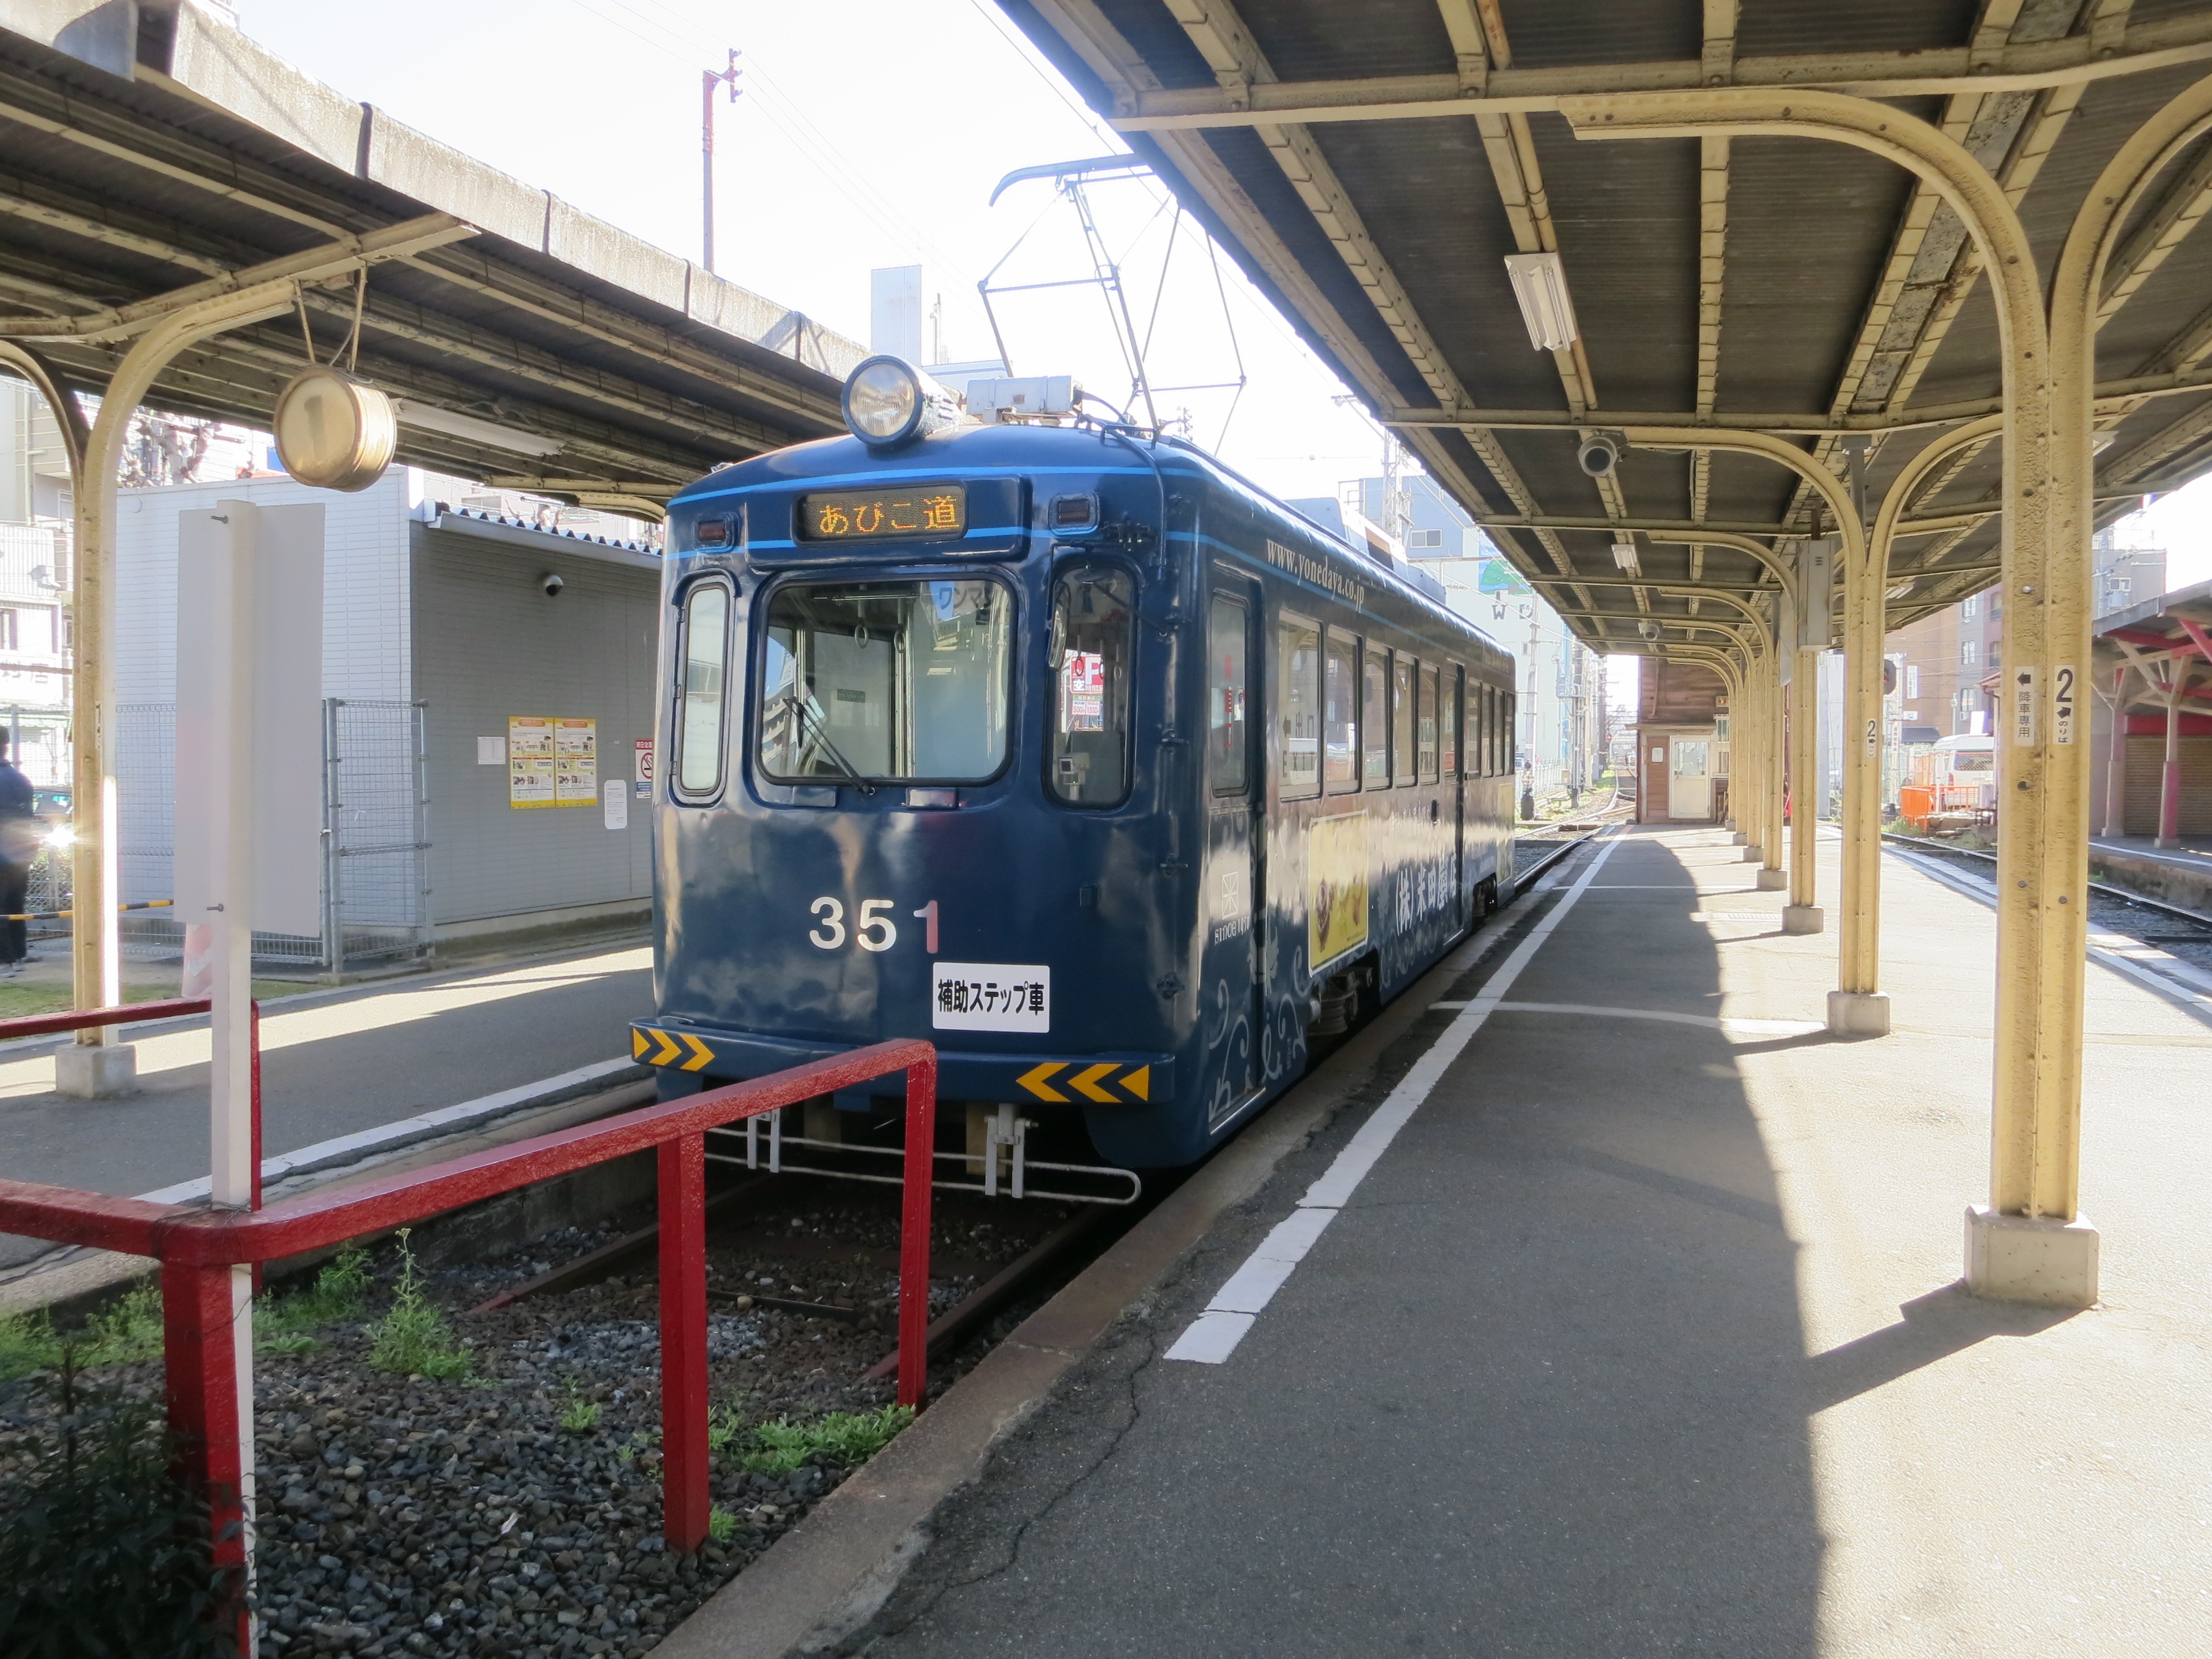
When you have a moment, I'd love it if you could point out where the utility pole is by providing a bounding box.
[701,49,742,274]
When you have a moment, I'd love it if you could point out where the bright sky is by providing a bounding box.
[236,1,2212,609]
[236,0,1390,504]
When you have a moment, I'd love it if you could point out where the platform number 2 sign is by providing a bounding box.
[2052,664,2077,746]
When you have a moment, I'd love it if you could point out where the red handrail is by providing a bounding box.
[0,1013,938,1605]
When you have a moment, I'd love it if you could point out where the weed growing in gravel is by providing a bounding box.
[0,1285,169,1383]
[707,1393,750,1454]
[557,1380,601,1434]
[365,1229,472,1380]
[257,1245,373,1354]
[0,1309,63,1381]
[708,1505,737,1543]
[84,1284,164,1365]
[738,1405,914,1474]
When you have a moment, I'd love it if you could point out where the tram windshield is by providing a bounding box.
[759,579,1011,784]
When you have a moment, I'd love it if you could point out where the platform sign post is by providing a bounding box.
[175,499,325,1609]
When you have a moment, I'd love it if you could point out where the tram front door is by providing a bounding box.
[1199,576,1262,1124]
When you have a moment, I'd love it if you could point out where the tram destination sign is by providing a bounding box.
[799,484,966,540]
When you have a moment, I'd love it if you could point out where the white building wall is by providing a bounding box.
[113,468,419,706]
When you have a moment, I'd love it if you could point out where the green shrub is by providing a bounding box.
[738,1405,913,1475]
[0,1360,234,1657]
[364,1230,471,1380]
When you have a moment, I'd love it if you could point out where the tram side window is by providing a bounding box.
[1048,564,1135,806]
[675,581,731,799]
[1278,612,1321,800]
[1420,665,1441,781]
[1504,691,1518,774]
[1441,668,1460,776]
[1363,648,1390,787]
[1208,596,1249,795]
[1392,655,1417,784]
[1323,631,1359,794]
[1479,685,1495,776]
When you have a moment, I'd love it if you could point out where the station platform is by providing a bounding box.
[0,941,651,1285]
[837,824,2212,1657]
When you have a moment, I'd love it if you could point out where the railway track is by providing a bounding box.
[1881,830,2212,933]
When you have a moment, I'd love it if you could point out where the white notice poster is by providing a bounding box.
[554,718,598,805]
[602,778,629,830]
[477,735,505,765]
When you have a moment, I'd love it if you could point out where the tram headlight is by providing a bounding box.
[841,356,959,450]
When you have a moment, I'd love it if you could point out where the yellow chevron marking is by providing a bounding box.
[1069,1062,1118,1104]
[679,1033,714,1072]
[1121,1065,1150,1102]
[648,1029,683,1067]
[1017,1062,1070,1103]
[630,1027,650,1061]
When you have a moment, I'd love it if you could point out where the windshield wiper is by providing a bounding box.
[766,688,877,796]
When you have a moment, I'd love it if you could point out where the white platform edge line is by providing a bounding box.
[133,1055,635,1206]
[1167,830,1625,1364]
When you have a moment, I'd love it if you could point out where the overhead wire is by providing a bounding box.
[558,0,1371,474]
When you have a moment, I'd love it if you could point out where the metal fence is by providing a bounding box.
[109,698,431,972]
[323,698,433,971]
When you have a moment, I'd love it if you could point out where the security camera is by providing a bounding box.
[540,572,565,597]
[1637,619,1662,642]
[1577,434,1621,478]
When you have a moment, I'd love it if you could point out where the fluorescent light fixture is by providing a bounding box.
[394,399,565,458]
[1611,539,1640,574]
[1504,251,1579,351]
[2090,430,2118,453]
[1886,581,1916,599]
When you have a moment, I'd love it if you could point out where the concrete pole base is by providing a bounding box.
[1755,867,1788,890]
[1782,905,1825,935]
[56,1041,137,1099]
[1825,989,1891,1036]
[1965,1205,2099,1307]
[1739,845,1763,862]
[1728,825,1743,841]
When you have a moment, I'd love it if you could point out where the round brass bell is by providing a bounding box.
[273,365,397,492]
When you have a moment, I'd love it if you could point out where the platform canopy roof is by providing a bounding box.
[1008,0,2212,651]
[0,2,868,517]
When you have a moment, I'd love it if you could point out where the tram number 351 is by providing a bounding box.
[809,897,941,953]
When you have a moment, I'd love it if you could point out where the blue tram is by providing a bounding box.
[632,358,1516,1171]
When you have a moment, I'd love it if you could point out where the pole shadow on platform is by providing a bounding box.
[854,832,1825,1658]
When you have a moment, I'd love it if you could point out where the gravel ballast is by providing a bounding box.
[0,1181,1082,1657]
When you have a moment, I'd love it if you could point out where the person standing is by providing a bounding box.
[0,740,38,977]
